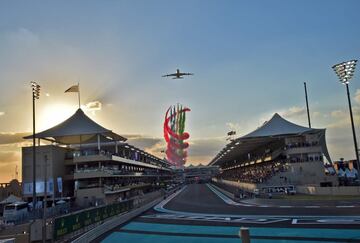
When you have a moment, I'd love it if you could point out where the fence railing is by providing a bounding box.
[53,199,134,241]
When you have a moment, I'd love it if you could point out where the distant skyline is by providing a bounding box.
[0,0,360,182]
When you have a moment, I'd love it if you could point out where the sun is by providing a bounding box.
[37,103,77,131]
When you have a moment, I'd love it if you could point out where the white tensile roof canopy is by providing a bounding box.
[210,113,331,166]
[0,195,23,204]
[24,108,127,144]
[242,113,315,138]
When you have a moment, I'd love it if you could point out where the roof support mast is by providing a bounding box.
[304,82,311,128]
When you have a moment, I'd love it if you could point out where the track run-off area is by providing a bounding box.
[98,184,360,243]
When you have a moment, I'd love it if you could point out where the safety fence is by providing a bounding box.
[53,199,133,241]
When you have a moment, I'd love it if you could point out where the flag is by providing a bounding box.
[65,84,79,93]
[65,84,81,108]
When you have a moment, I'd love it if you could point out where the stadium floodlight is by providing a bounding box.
[31,81,40,99]
[332,60,357,84]
[332,59,360,175]
[30,81,40,210]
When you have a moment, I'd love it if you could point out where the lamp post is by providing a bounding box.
[332,60,360,174]
[43,154,48,243]
[31,81,40,210]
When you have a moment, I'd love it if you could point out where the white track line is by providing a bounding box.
[206,183,254,207]
[153,185,360,221]
[207,183,359,209]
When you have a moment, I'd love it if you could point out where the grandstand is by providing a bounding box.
[22,108,172,208]
[209,113,337,191]
[184,164,219,183]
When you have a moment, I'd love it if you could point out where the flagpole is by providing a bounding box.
[78,82,80,109]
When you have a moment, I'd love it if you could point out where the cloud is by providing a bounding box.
[145,141,166,157]
[0,150,20,182]
[0,132,30,145]
[327,106,360,129]
[330,110,347,119]
[312,111,321,118]
[0,151,20,164]
[185,156,215,166]
[188,138,224,158]
[354,89,360,104]
[6,28,40,47]
[125,135,162,151]
[85,101,102,111]
[226,122,241,133]
[82,101,102,115]
[280,106,306,118]
[124,134,225,165]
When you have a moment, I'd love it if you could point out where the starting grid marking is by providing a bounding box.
[152,186,360,226]
[143,213,360,225]
[142,213,288,224]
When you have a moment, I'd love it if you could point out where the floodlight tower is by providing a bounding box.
[332,60,360,173]
[31,81,40,209]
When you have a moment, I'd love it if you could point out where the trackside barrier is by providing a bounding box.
[0,238,15,243]
[239,227,250,243]
[71,196,164,243]
[53,199,134,241]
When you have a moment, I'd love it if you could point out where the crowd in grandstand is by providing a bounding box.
[288,155,323,163]
[220,161,288,184]
[284,141,319,149]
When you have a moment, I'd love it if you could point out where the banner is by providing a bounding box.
[54,199,134,240]
[57,177,63,193]
[23,179,54,195]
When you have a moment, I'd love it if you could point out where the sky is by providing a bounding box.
[0,0,360,182]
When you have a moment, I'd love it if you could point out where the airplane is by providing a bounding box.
[162,69,194,79]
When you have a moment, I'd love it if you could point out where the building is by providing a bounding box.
[22,108,172,207]
[0,179,22,202]
[210,113,337,190]
[184,164,219,183]
[0,179,22,216]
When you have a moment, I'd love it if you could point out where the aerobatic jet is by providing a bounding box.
[162,69,194,79]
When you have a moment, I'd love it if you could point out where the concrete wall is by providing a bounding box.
[215,178,360,196]
[22,145,68,199]
[75,187,105,207]
[297,186,360,195]
[213,178,257,191]
[263,161,338,187]
[73,155,109,163]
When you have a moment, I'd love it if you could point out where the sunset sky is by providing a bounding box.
[1,0,360,182]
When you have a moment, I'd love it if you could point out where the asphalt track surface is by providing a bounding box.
[97,184,360,242]
[163,184,360,217]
